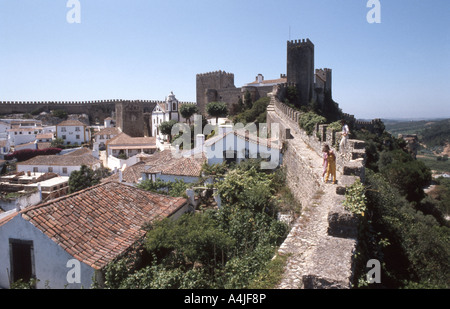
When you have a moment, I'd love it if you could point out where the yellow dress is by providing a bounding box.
[325,151,336,184]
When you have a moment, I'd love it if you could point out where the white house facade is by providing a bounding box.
[0,182,189,289]
[56,120,90,146]
[151,92,180,138]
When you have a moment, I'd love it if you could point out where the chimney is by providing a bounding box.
[196,134,205,152]
[219,125,233,135]
[118,169,123,182]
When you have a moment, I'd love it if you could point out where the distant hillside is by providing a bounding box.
[385,118,450,149]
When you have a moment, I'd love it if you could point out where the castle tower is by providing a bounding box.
[287,39,315,106]
[196,70,236,115]
[115,101,145,137]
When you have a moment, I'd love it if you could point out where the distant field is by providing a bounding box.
[384,120,431,136]
[384,118,450,174]
[417,154,450,174]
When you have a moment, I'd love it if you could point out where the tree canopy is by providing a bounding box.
[206,101,228,124]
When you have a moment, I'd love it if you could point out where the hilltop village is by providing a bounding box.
[0,39,447,290]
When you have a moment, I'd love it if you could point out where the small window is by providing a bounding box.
[48,167,53,173]
[75,127,80,132]
[76,135,80,139]
[33,167,38,173]
[62,135,66,140]
[61,127,66,132]
[9,239,35,285]
[62,167,68,174]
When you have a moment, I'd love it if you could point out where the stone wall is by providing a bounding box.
[267,86,366,289]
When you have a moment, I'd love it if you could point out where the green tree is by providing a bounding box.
[68,165,101,193]
[51,109,68,119]
[51,138,65,148]
[206,101,228,125]
[244,91,253,109]
[298,111,326,135]
[179,104,198,124]
[159,120,178,142]
[145,213,235,271]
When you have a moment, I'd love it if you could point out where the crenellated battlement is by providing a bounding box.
[196,70,234,78]
[287,38,314,48]
[0,99,195,106]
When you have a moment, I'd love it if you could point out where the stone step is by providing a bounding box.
[336,175,358,195]
[327,203,359,239]
[349,140,365,149]
[342,161,364,176]
[301,236,357,289]
[351,148,366,160]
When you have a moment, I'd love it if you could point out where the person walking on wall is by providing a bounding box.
[322,144,329,182]
[339,119,350,154]
[325,146,337,184]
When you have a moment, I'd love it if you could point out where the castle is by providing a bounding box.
[195,38,333,115]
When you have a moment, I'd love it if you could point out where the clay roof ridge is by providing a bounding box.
[20,181,117,215]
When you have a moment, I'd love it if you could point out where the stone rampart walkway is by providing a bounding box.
[274,112,358,289]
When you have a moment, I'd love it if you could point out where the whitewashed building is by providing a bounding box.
[16,148,101,176]
[56,120,90,146]
[0,182,189,289]
[151,92,180,138]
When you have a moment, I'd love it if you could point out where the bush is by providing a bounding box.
[362,171,450,288]
[298,111,326,135]
[5,148,62,162]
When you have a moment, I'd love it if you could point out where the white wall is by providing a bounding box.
[56,125,90,145]
[17,163,100,177]
[0,215,95,289]
[8,130,42,147]
[0,190,42,212]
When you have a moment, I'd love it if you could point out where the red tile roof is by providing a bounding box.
[57,120,87,127]
[20,181,188,269]
[144,150,205,177]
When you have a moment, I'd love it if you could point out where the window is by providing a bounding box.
[173,103,177,111]
[33,167,38,173]
[62,167,68,174]
[76,135,80,140]
[61,127,66,132]
[62,135,66,140]
[48,167,53,173]
[75,127,80,132]
[9,239,35,285]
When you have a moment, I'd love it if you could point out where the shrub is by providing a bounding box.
[5,148,62,162]
[298,111,326,135]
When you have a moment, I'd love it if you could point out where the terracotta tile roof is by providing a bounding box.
[57,120,87,127]
[247,77,287,85]
[107,133,156,147]
[20,181,188,269]
[93,127,121,137]
[102,161,147,184]
[18,153,101,167]
[36,133,54,139]
[63,147,92,156]
[144,150,205,177]
[204,129,282,150]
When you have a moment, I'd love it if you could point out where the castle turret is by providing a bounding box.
[196,70,236,115]
[287,39,315,107]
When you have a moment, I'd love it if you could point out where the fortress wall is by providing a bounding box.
[267,87,365,289]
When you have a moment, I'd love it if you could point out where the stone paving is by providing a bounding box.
[272,108,358,289]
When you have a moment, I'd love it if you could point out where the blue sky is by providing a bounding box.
[0,0,449,119]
